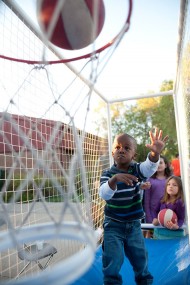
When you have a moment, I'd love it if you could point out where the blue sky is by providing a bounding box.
[95,0,180,100]
[14,0,180,101]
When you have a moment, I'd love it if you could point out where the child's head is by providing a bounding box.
[112,133,137,167]
[152,155,172,178]
[161,175,184,203]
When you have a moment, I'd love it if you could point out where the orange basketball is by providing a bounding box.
[37,0,105,50]
[158,209,177,227]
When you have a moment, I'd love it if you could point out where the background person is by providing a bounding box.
[152,175,185,239]
[171,153,181,177]
[143,155,172,238]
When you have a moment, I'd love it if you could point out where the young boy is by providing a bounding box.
[99,128,168,285]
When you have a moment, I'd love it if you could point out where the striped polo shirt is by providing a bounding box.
[100,163,146,222]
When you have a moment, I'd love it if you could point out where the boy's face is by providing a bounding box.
[112,134,137,167]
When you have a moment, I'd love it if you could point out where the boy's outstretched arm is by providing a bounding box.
[146,128,169,162]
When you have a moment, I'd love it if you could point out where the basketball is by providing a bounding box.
[158,209,178,227]
[37,0,105,50]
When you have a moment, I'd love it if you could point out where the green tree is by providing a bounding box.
[151,80,178,159]
[93,80,177,161]
[111,80,177,161]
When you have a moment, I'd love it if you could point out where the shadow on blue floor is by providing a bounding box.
[71,235,190,285]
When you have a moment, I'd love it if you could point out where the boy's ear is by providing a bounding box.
[133,152,137,160]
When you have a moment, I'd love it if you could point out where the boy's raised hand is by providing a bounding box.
[146,128,168,161]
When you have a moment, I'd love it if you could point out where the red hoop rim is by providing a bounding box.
[0,0,133,65]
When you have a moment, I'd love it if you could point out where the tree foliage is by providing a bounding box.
[111,80,178,161]
[94,80,178,162]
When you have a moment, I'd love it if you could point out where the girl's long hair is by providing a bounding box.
[161,175,184,204]
[151,155,172,179]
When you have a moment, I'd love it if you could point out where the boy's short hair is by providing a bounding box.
[113,133,137,150]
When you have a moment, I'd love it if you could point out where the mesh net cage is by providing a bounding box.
[0,0,190,284]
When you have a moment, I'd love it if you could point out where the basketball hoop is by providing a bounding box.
[0,0,133,65]
[0,222,96,285]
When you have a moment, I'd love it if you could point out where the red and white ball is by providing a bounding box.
[158,209,177,227]
[37,0,105,50]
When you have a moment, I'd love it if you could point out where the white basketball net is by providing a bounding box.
[0,0,132,283]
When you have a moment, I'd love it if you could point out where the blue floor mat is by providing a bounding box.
[71,235,190,285]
